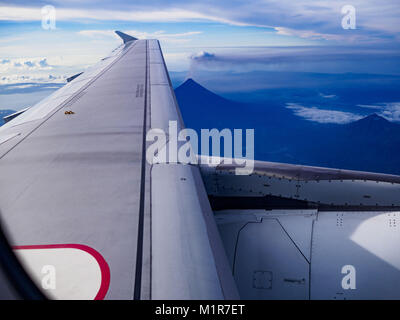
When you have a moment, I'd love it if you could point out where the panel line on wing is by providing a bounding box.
[133,39,149,300]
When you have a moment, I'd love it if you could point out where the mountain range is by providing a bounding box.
[175,78,400,175]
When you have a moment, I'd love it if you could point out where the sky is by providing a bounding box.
[0,0,399,123]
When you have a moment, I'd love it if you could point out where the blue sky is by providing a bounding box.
[1,0,399,80]
[0,0,399,123]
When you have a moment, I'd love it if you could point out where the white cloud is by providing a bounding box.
[359,102,400,122]
[0,58,52,72]
[273,26,380,43]
[6,84,36,89]
[358,104,382,109]
[77,30,117,38]
[0,54,90,85]
[286,103,363,124]
[0,0,399,46]
[0,5,266,27]
[274,27,343,41]
[0,74,66,85]
[319,93,337,99]
[379,103,400,122]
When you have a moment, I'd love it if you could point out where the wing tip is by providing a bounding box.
[115,31,138,43]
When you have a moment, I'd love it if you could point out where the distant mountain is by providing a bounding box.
[175,78,303,131]
[326,114,400,173]
[175,79,400,175]
[171,71,400,114]
[0,109,16,126]
[346,113,397,133]
[177,78,229,105]
[176,78,326,162]
[175,78,250,129]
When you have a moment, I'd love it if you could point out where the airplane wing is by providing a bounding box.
[0,32,238,300]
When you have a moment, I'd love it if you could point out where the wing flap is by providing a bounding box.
[148,40,239,299]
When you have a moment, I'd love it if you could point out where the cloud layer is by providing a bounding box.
[188,46,400,75]
[286,103,363,124]
[287,101,400,124]
[359,102,400,122]
[0,58,51,70]
[1,0,399,44]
